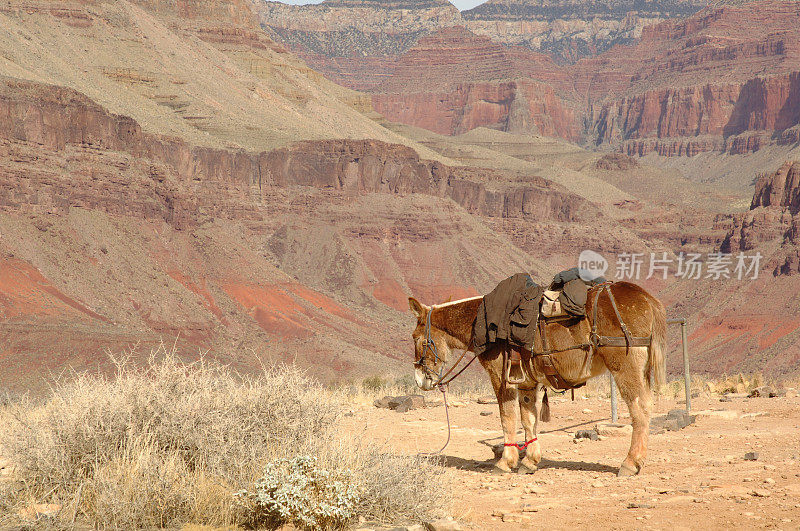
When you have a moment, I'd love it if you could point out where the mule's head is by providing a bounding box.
[408,297,453,391]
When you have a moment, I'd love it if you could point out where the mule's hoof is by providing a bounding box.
[518,463,538,475]
[617,464,639,477]
[492,463,513,475]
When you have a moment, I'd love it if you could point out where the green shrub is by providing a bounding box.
[362,375,387,391]
[236,455,360,529]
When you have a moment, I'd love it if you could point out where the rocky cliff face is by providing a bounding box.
[585,2,800,156]
[722,161,800,275]
[462,0,711,63]
[252,0,462,90]
[0,75,591,224]
[327,0,800,157]
[370,26,581,138]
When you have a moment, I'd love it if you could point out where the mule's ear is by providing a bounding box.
[408,297,425,319]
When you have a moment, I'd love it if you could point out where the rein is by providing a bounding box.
[415,306,478,456]
[417,383,452,457]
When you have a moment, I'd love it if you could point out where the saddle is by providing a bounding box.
[503,282,652,390]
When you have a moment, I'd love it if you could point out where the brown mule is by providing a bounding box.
[409,282,666,477]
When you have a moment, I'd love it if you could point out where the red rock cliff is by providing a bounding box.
[0,76,592,225]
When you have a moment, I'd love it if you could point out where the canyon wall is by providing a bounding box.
[722,161,800,275]
[462,0,711,63]
[257,0,800,157]
[0,76,592,227]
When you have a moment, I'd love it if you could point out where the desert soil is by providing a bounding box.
[348,392,800,529]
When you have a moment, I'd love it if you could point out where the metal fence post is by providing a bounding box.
[681,320,691,413]
[610,372,618,423]
[667,317,691,413]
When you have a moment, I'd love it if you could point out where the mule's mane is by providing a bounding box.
[429,296,483,347]
[432,296,483,309]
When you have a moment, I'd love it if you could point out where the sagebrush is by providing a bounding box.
[0,348,447,528]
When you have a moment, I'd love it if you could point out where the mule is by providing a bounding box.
[408,281,666,477]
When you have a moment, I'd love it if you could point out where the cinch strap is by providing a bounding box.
[504,438,538,450]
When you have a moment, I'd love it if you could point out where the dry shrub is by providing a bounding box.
[0,347,447,528]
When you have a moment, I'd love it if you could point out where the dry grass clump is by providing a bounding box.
[0,348,447,528]
[343,372,493,407]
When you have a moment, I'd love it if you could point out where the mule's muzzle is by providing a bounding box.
[414,366,436,391]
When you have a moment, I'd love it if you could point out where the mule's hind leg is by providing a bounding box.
[611,346,653,476]
[517,384,545,474]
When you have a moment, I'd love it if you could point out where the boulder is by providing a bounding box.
[374,395,425,412]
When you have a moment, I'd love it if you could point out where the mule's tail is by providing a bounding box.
[647,298,667,392]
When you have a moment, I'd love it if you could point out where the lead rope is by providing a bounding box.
[418,384,452,456]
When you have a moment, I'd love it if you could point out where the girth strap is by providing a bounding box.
[591,283,652,350]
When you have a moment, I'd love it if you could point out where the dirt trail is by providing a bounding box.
[348,393,800,529]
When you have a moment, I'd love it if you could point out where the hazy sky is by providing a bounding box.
[277,0,487,10]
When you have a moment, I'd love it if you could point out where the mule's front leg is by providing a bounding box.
[517,385,544,474]
[494,382,520,473]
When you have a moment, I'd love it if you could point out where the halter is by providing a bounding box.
[414,306,478,388]
[415,307,445,382]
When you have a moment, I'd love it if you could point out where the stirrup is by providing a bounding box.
[504,348,528,385]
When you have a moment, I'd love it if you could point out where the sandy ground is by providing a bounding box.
[348,392,800,529]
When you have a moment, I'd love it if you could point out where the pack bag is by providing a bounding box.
[549,267,606,317]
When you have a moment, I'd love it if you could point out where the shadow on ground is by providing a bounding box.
[434,454,618,475]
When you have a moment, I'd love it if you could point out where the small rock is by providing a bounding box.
[388,395,426,413]
[575,429,599,441]
[525,485,547,495]
[501,513,530,523]
[592,481,604,488]
[582,408,593,414]
[751,489,771,497]
[424,517,461,531]
[764,477,775,484]
[744,452,759,461]
[595,423,633,437]
[695,409,739,420]
[477,396,497,405]
[480,411,493,416]
[374,396,394,409]
[627,502,654,509]
[749,386,785,398]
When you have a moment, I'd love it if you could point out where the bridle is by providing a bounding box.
[414,306,478,389]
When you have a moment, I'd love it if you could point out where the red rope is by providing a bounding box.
[504,438,538,450]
